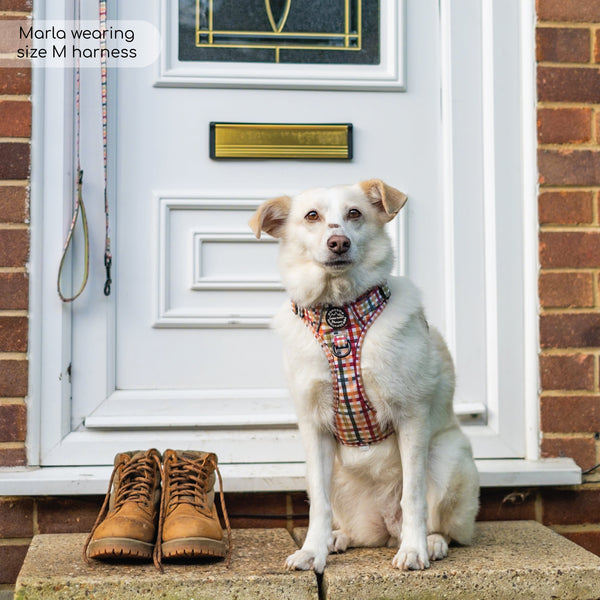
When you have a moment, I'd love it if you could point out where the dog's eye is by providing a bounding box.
[305,210,320,222]
[348,208,362,220]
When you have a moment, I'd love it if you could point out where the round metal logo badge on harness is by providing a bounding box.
[325,307,349,329]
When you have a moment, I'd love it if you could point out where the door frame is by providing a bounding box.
[28,0,543,471]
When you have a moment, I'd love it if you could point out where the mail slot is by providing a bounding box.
[210,123,353,160]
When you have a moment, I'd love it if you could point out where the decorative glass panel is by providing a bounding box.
[178,0,380,65]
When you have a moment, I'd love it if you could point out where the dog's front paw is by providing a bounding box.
[285,548,328,573]
[392,544,430,571]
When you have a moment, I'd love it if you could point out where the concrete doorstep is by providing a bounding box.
[14,522,600,600]
[14,529,316,600]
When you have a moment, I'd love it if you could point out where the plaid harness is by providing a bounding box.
[293,284,394,447]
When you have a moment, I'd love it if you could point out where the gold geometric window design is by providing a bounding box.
[178,0,380,65]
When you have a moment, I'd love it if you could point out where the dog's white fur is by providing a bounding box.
[249,180,479,573]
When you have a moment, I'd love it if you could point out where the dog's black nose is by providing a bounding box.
[328,235,351,254]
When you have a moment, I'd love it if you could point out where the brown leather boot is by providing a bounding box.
[156,450,231,565]
[83,449,162,562]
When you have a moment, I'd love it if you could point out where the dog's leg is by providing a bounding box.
[426,428,479,549]
[285,423,336,573]
[391,417,430,571]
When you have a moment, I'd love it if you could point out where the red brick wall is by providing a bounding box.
[537,0,600,554]
[1,0,600,592]
[0,0,30,483]
[0,0,31,592]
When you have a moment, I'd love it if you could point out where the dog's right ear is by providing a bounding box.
[249,196,291,239]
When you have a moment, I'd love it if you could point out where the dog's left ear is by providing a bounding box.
[249,195,292,239]
[360,179,407,222]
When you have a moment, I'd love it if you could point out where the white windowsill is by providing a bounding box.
[0,459,581,496]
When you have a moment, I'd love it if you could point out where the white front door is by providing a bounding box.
[38,0,534,471]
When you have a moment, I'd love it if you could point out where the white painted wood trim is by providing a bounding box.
[439,0,537,460]
[0,459,581,496]
[83,390,487,430]
[84,389,297,429]
[154,195,284,329]
[29,0,76,467]
[520,0,542,461]
[155,0,406,90]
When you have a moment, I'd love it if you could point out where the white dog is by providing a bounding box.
[249,180,479,573]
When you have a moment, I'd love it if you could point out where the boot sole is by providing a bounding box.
[161,537,227,559]
[87,537,154,561]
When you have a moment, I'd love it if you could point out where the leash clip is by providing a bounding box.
[104,253,112,296]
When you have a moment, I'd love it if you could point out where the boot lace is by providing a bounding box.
[154,453,232,570]
[83,449,162,564]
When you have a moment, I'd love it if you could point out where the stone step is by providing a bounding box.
[14,522,600,600]
[14,529,317,600]
[294,521,600,600]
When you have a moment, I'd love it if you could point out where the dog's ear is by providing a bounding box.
[249,195,292,239]
[360,179,407,222]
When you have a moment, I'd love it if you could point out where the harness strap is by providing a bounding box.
[293,284,394,447]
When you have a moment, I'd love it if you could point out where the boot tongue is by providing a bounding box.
[172,454,214,509]
[112,450,157,510]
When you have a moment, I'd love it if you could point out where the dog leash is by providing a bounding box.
[99,0,112,296]
[57,1,88,303]
[57,0,112,302]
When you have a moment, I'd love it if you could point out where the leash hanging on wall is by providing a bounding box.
[57,0,112,302]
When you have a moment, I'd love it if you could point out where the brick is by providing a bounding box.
[540,313,600,348]
[561,530,600,557]
[37,497,102,534]
[538,108,592,144]
[541,396,600,432]
[538,148,600,186]
[538,190,594,224]
[0,316,26,352]
[0,185,28,223]
[0,543,28,584]
[0,0,32,9]
[0,229,28,267]
[0,446,26,466]
[543,487,600,526]
[0,15,29,54]
[0,100,30,137]
[221,492,289,529]
[540,353,595,390]
[539,272,594,308]
[538,0,600,22]
[290,492,309,528]
[0,403,26,442]
[538,66,600,103]
[0,272,28,309]
[476,488,537,521]
[540,231,600,268]
[0,497,33,538]
[0,359,27,396]
[536,27,590,63]
[0,142,29,180]
[0,66,31,95]
[541,436,597,471]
